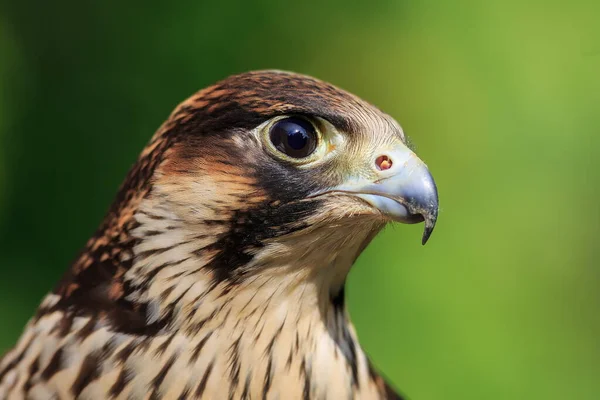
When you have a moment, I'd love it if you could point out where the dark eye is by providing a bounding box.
[269,117,318,159]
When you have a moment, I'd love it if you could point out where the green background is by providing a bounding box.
[1,1,598,399]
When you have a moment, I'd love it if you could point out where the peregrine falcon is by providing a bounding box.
[0,70,438,399]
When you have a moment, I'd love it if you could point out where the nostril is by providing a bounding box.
[375,155,393,171]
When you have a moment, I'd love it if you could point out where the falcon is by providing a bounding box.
[0,70,438,399]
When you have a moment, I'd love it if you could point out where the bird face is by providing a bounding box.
[256,110,438,237]
[152,71,437,275]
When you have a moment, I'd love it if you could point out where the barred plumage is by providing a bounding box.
[0,70,437,399]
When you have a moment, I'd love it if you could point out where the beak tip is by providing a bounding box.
[420,214,437,245]
[421,227,433,245]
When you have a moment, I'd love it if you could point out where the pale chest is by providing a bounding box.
[0,308,384,399]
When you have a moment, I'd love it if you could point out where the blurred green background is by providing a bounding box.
[1,1,599,399]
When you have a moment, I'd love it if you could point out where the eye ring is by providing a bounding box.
[267,116,319,160]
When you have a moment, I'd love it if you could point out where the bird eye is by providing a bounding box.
[268,117,318,159]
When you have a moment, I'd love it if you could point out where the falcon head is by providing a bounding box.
[138,70,438,284]
[54,69,438,334]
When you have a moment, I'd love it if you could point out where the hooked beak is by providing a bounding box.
[327,146,439,245]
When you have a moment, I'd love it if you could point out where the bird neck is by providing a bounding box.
[41,185,395,399]
[125,194,382,331]
[113,195,387,398]
[112,181,380,327]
